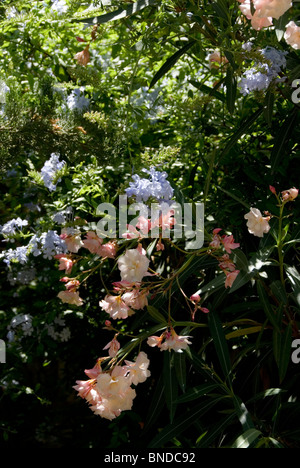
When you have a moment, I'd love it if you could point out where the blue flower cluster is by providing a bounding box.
[125,168,174,203]
[40,153,66,191]
[1,230,67,266]
[239,47,287,96]
[0,217,28,237]
[66,88,90,113]
[28,231,67,259]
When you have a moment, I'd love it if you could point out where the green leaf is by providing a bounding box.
[208,311,232,382]
[150,40,196,88]
[232,249,249,272]
[218,108,264,163]
[147,305,168,324]
[232,396,254,431]
[285,266,300,307]
[225,67,237,114]
[143,374,165,432]
[197,413,236,447]
[73,0,158,25]
[270,109,298,175]
[263,89,275,127]
[257,281,281,332]
[148,397,225,448]
[174,352,187,393]
[273,322,292,383]
[231,429,262,448]
[189,80,226,103]
[163,351,178,423]
[176,383,219,403]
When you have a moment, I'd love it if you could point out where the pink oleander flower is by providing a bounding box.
[269,185,277,194]
[160,329,192,353]
[73,379,98,403]
[74,353,151,421]
[54,253,74,274]
[210,228,222,250]
[136,216,152,235]
[84,360,102,379]
[90,387,136,421]
[151,209,176,232]
[83,231,103,254]
[208,50,228,69]
[218,254,237,272]
[64,279,80,291]
[148,328,192,353]
[60,228,83,253]
[124,352,151,386]
[103,336,121,357]
[190,293,201,303]
[244,208,271,237]
[281,187,299,202]
[224,270,240,288]
[253,0,292,20]
[99,294,134,320]
[147,335,164,348]
[284,21,300,50]
[57,289,84,306]
[99,241,117,259]
[122,288,148,310]
[156,239,165,251]
[221,235,240,254]
[117,246,151,283]
[238,0,272,30]
[199,307,210,314]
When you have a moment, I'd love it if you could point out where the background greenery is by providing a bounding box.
[0,0,300,448]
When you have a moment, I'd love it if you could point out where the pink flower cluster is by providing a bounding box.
[73,351,151,421]
[238,0,292,30]
[99,246,150,319]
[55,229,117,306]
[147,327,192,353]
[209,229,240,288]
[122,210,176,250]
[57,277,84,306]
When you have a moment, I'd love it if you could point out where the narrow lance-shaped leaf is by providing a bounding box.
[270,109,298,175]
[148,396,225,448]
[218,107,264,163]
[73,0,158,25]
[163,351,178,423]
[225,67,237,114]
[257,281,281,332]
[231,429,262,449]
[150,40,196,89]
[208,311,232,383]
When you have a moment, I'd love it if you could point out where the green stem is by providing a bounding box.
[277,203,285,287]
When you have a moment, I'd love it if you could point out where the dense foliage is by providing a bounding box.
[0,0,300,449]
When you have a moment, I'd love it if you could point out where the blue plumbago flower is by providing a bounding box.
[66,88,90,113]
[51,0,68,14]
[28,230,67,259]
[125,167,174,203]
[0,218,28,237]
[1,246,29,266]
[40,153,66,191]
[239,46,287,96]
